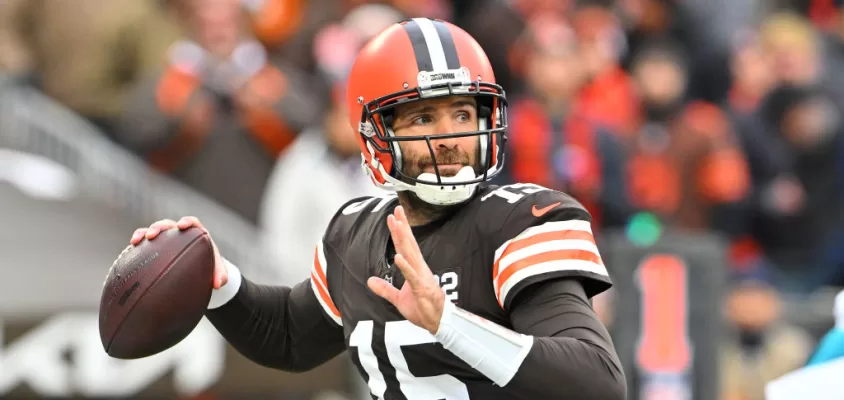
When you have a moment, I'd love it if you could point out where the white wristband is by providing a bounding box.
[434,299,534,386]
[207,258,243,309]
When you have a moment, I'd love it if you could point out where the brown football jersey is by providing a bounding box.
[308,183,613,399]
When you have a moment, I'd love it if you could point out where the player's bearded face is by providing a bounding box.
[399,142,480,180]
[391,96,482,181]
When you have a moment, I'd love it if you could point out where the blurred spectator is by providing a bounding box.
[117,0,321,223]
[571,2,640,137]
[244,0,307,48]
[720,273,814,400]
[760,12,822,86]
[505,16,632,229]
[625,39,751,235]
[723,30,785,269]
[453,0,526,93]
[253,0,452,76]
[807,0,842,31]
[806,289,844,366]
[681,0,770,48]
[758,11,844,105]
[381,0,453,20]
[727,30,777,118]
[251,0,338,74]
[617,0,732,102]
[753,84,844,290]
[819,1,844,107]
[259,3,399,285]
[508,0,573,19]
[0,0,181,135]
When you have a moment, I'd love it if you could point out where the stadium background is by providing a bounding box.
[1,0,843,399]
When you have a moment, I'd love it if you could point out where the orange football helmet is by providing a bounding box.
[345,18,508,205]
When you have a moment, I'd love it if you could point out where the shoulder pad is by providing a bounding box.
[478,183,591,236]
[322,194,397,248]
[478,184,610,308]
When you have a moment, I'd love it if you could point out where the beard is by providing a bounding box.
[399,144,481,182]
[395,142,483,224]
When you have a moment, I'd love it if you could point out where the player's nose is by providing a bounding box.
[431,119,461,146]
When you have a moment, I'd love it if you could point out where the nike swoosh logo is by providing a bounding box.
[532,202,561,217]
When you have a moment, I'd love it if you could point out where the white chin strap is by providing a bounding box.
[362,158,484,205]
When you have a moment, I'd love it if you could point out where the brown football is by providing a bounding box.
[99,227,214,359]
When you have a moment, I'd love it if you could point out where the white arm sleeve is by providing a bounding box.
[207,258,243,309]
[434,299,534,386]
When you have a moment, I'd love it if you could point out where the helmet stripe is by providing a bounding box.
[403,18,460,72]
[412,18,448,71]
[432,20,461,70]
[401,19,435,72]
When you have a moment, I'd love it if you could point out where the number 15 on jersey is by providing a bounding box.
[350,320,470,399]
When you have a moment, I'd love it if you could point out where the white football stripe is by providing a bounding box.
[494,239,601,285]
[310,275,343,326]
[498,260,609,305]
[412,18,448,71]
[494,220,593,262]
[309,240,342,326]
[316,240,328,278]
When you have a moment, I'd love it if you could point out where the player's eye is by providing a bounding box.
[455,111,472,123]
[412,115,434,125]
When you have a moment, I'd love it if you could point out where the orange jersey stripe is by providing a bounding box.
[495,249,602,299]
[313,247,329,288]
[311,271,341,318]
[493,230,595,278]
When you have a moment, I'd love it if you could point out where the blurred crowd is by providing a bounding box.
[2,0,844,399]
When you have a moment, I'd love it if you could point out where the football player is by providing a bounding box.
[131,18,626,399]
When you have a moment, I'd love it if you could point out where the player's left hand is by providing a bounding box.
[367,206,445,335]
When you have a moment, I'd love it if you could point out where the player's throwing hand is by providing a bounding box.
[129,216,229,289]
[367,206,446,335]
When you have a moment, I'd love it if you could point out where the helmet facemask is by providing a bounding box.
[358,75,508,205]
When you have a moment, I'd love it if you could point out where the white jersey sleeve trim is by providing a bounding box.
[310,240,343,326]
[493,219,607,307]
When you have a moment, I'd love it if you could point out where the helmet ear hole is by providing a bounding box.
[478,105,492,119]
[382,113,394,130]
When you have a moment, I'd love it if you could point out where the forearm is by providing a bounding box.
[204,261,346,372]
[509,279,626,398]
[508,336,626,399]
[434,279,625,399]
